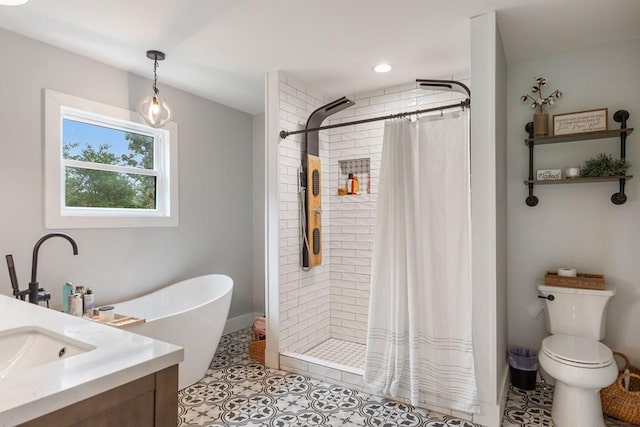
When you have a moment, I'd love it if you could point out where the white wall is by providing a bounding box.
[0,29,255,319]
[252,113,266,314]
[495,23,509,401]
[265,72,281,367]
[470,11,509,426]
[507,38,640,366]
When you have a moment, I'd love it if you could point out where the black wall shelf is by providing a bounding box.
[524,110,632,207]
[524,128,633,145]
[524,175,633,185]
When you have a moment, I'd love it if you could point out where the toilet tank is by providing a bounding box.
[537,284,616,340]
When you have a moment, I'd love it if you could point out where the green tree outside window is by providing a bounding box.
[63,132,156,209]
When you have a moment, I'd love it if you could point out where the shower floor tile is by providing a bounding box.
[303,338,366,372]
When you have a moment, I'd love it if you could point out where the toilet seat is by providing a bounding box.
[542,334,613,369]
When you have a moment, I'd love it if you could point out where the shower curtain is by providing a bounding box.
[363,110,478,413]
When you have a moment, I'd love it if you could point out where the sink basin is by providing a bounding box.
[0,326,95,378]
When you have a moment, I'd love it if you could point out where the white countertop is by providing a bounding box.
[0,295,183,426]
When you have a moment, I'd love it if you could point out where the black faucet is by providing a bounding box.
[5,232,79,305]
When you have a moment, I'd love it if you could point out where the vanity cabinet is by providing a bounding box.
[523,109,633,206]
[18,365,178,427]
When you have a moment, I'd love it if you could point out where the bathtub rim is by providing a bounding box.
[112,273,233,322]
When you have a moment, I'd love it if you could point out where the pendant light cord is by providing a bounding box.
[153,57,159,96]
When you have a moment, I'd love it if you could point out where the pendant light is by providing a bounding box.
[137,50,172,128]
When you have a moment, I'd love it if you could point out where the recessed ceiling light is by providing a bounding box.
[0,0,29,4]
[373,63,392,73]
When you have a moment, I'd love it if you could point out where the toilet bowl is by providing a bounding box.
[539,335,617,427]
[537,285,617,427]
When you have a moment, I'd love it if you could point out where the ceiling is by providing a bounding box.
[1,0,639,115]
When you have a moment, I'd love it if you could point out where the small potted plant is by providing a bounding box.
[580,153,631,177]
[521,77,562,137]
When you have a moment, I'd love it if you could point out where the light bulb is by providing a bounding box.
[150,97,160,114]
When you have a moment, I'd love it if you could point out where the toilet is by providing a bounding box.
[537,284,618,427]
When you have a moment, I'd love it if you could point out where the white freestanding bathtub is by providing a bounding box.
[113,274,233,389]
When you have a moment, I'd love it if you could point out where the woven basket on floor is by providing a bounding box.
[601,352,640,424]
[248,339,266,364]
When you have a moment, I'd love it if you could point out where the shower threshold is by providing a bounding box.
[281,338,366,375]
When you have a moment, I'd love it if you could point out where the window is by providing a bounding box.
[45,90,178,228]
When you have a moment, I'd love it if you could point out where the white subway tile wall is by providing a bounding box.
[278,74,470,350]
[278,75,332,354]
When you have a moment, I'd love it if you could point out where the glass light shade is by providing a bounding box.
[137,94,171,128]
[0,0,29,5]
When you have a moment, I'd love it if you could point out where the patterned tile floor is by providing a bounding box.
[178,328,636,427]
[178,328,480,427]
[502,382,635,427]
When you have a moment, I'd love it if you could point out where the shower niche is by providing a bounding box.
[338,158,370,195]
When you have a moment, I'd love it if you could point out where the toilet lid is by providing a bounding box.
[542,335,613,368]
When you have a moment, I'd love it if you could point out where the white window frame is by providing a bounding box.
[44,89,179,228]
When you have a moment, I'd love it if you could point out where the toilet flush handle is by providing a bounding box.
[538,294,555,301]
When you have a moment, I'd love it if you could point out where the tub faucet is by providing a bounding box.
[5,233,79,305]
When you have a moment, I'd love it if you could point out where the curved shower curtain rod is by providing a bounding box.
[279,79,471,140]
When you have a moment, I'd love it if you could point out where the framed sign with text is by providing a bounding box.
[553,108,608,136]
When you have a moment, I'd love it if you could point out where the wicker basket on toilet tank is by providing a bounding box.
[544,272,605,290]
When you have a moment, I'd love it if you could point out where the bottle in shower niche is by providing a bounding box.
[353,175,360,194]
[84,288,94,317]
[346,173,354,194]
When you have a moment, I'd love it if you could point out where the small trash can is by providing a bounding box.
[509,347,538,391]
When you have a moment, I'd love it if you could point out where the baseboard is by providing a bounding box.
[265,348,279,369]
[499,361,510,417]
[473,364,510,427]
[223,311,262,335]
[473,400,501,427]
